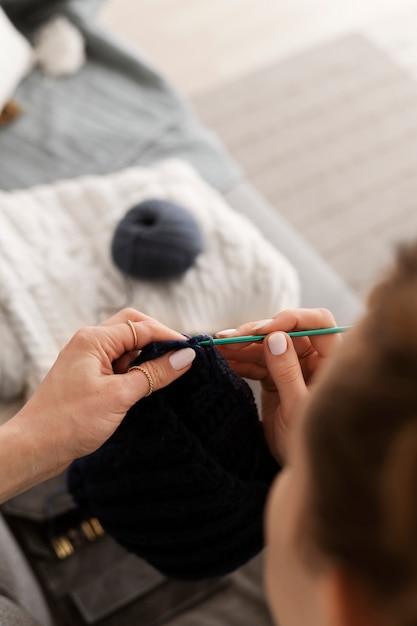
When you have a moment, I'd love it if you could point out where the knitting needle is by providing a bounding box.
[197,326,351,346]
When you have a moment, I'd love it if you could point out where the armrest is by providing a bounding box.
[225,182,363,326]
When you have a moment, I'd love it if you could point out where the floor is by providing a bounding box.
[99,0,417,96]
[99,1,417,297]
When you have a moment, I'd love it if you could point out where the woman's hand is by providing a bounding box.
[217,308,342,463]
[1,309,195,501]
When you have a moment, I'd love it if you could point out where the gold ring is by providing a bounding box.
[126,319,139,351]
[128,365,154,397]
[299,346,315,359]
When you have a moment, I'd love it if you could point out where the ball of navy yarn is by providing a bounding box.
[111,199,204,280]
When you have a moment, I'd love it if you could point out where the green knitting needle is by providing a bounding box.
[198,326,351,346]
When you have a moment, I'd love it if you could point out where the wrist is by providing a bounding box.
[0,410,68,503]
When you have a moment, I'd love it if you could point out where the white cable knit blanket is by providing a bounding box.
[0,159,299,399]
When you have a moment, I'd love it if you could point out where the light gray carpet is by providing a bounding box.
[193,34,417,296]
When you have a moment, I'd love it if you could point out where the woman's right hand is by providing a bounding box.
[1,308,196,503]
[217,308,342,463]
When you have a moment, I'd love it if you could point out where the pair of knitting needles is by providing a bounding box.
[197,325,351,346]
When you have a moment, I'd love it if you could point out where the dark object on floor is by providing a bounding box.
[0,100,22,127]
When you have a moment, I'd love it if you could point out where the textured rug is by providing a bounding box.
[193,33,417,296]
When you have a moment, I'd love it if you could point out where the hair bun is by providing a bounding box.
[111,199,204,280]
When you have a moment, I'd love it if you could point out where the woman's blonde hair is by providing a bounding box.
[301,241,417,624]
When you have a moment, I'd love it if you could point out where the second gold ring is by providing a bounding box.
[128,365,154,397]
[299,346,315,359]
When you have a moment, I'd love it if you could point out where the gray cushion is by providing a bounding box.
[0,0,240,192]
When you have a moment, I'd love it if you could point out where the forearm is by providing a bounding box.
[0,414,66,504]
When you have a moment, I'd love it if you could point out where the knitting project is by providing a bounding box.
[68,336,279,580]
[0,159,300,399]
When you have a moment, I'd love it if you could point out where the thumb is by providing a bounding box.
[264,332,308,412]
[125,347,196,402]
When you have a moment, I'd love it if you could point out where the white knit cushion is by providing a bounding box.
[0,159,299,399]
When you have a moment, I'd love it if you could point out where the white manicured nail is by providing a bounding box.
[253,318,273,331]
[169,348,196,370]
[268,333,287,356]
[216,328,237,336]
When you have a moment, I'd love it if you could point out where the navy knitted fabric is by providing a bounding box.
[111,199,204,280]
[67,336,279,580]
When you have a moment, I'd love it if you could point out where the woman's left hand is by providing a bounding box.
[217,308,342,463]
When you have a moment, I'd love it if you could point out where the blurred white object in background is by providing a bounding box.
[0,7,33,110]
[33,16,86,77]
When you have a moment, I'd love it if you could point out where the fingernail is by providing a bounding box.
[253,318,273,331]
[216,328,237,337]
[268,332,287,356]
[169,347,196,370]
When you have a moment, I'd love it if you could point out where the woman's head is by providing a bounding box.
[265,241,417,626]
